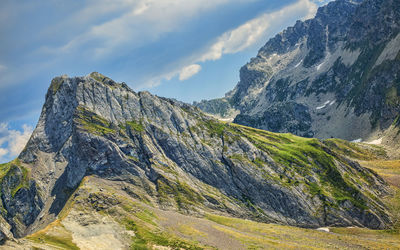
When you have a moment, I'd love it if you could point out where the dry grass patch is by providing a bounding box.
[205,213,400,249]
[27,220,79,250]
[360,160,400,188]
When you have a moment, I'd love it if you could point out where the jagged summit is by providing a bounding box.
[0,73,394,243]
[196,0,400,144]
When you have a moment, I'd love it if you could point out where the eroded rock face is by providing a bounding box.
[196,0,400,141]
[0,72,393,240]
[234,102,313,137]
[0,161,43,237]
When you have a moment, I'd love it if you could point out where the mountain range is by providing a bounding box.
[0,0,399,249]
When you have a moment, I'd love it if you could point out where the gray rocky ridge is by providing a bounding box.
[0,72,394,241]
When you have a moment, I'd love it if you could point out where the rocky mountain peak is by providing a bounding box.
[196,0,400,145]
[0,73,395,242]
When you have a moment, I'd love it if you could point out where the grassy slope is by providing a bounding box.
[360,160,400,188]
[9,174,397,250]
[206,122,388,211]
[359,160,400,230]
[323,139,400,231]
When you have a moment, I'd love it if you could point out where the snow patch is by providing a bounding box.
[294,60,303,68]
[351,138,362,143]
[269,53,278,59]
[316,227,330,233]
[316,62,324,71]
[316,100,331,110]
[219,118,234,122]
[366,138,382,145]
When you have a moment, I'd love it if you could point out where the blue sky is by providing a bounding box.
[0,0,330,163]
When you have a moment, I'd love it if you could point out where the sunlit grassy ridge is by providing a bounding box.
[196,121,384,211]
[324,138,387,160]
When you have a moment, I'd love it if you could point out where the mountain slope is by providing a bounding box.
[195,0,400,142]
[0,174,398,249]
[0,73,395,243]
[2,174,399,249]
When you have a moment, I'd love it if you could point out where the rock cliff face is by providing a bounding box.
[0,73,394,240]
[196,0,400,141]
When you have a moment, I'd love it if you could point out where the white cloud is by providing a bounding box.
[200,0,318,62]
[1,0,326,93]
[179,64,202,81]
[142,0,319,88]
[136,63,202,87]
[0,148,8,159]
[0,123,33,163]
[0,64,6,72]
[136,69,181,89]
[42,0,240,58]
[0,123,9,145]
[8,124,33,156]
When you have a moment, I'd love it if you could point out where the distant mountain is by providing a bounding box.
[0,73,393,244]
[195,0,400,143]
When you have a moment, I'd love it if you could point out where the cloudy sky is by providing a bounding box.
[0,0,330,163]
